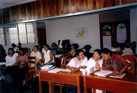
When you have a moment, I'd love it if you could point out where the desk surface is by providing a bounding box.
[84,74,137,93]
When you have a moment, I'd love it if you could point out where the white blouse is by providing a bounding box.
[5,53,18,66]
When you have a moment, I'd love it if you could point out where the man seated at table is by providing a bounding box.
[67,49,88,72]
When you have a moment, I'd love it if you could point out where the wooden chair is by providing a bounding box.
[25,56,37,85]
[123,55,137,74]
[61,57,71,67]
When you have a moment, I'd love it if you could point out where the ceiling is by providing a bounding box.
[0,0,37,9]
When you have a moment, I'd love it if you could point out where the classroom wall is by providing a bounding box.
[130,8,137,54]
[46,14,100,53]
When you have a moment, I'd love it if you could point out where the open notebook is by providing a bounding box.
[94,70,113,77]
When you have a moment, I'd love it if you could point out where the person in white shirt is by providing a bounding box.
[121,40,134,56]
[0,48,18,80]
[30,46,42,69]
[42,44,54,66]
[86,49,103,93]
[5,48,18,67]
[86,49,103,74]
[67,49,88,72]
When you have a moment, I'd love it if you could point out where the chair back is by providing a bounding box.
[61,58,71,67]
[123,55,137,74]
[28,56,37,74]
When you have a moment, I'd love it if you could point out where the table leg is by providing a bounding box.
[49,81,52,93]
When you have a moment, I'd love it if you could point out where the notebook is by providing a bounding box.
[94,70,112,77]
[40,65,53,70]
[48,68,63,73]
[109,73,126,78]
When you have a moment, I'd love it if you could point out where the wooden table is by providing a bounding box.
[38,69,82,93]
[83,74,137,93]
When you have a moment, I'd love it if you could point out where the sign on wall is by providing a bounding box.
[117,28,127,43]
[75,28,88,39]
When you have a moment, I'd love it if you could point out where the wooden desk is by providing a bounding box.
[38,69,82,93]
[83,74,137,93]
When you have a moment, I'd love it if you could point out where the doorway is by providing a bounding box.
[37,22,47,45]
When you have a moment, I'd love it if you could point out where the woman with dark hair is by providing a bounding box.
[0,48,18,80]
[67,49,87,72]
[62,44,76,58]
[0,44,6,62]
[101,48,129,75]
[42,44,54,66]
[30,45,42,69]
[86,49,103,74]
[16,48,29,80]
[5,48,18,67]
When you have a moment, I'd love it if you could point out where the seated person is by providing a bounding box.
[101,48,129,75]
[121,40,134,56]
[62,44,76,58]
[42,44,54,66]
[30,45,42,70]
[110,41,121,56]
[51,42,59,54]
[0,48,18,80]
[16,48,29,80]
[86,49,103,74]
[11,43,18,52]
[59,42,68,54]
[0,44,6,62]
[16,42,22,53]
[67,49,87,72]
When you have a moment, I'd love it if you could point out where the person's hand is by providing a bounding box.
[70,67,77,72]
[113,70,121,75]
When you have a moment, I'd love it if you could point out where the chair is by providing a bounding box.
[122,55,137,74]
[25,56,37,85]
[61,57,71,67]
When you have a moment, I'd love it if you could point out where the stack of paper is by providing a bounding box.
[0,62,6,66]
[40,65,53,70]
[48,68,63,73]
[62,69,71,72]
[94,70,112,77]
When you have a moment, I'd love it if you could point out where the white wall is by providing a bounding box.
[130,8,137,54]
[3,22,38,53]
[46,14,100,53]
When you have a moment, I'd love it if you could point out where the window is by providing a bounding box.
[18,23,27,43]
[9,22,35,44]
[9,27,19,44]
[0,28,5,45]
[26,23,34,43]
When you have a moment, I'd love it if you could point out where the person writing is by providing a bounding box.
[101,48,129,75]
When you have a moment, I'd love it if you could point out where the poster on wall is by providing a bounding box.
[117,28,126,43]
[75,28,88,39]
[103,36,111,49]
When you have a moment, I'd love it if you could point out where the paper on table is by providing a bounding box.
[48,68,63,73]
[0,62,6,66]
[40,65,53,70]
[62,69,71,72]
[94,70,112,77]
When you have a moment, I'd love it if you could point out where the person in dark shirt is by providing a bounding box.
[0,44,6,62]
